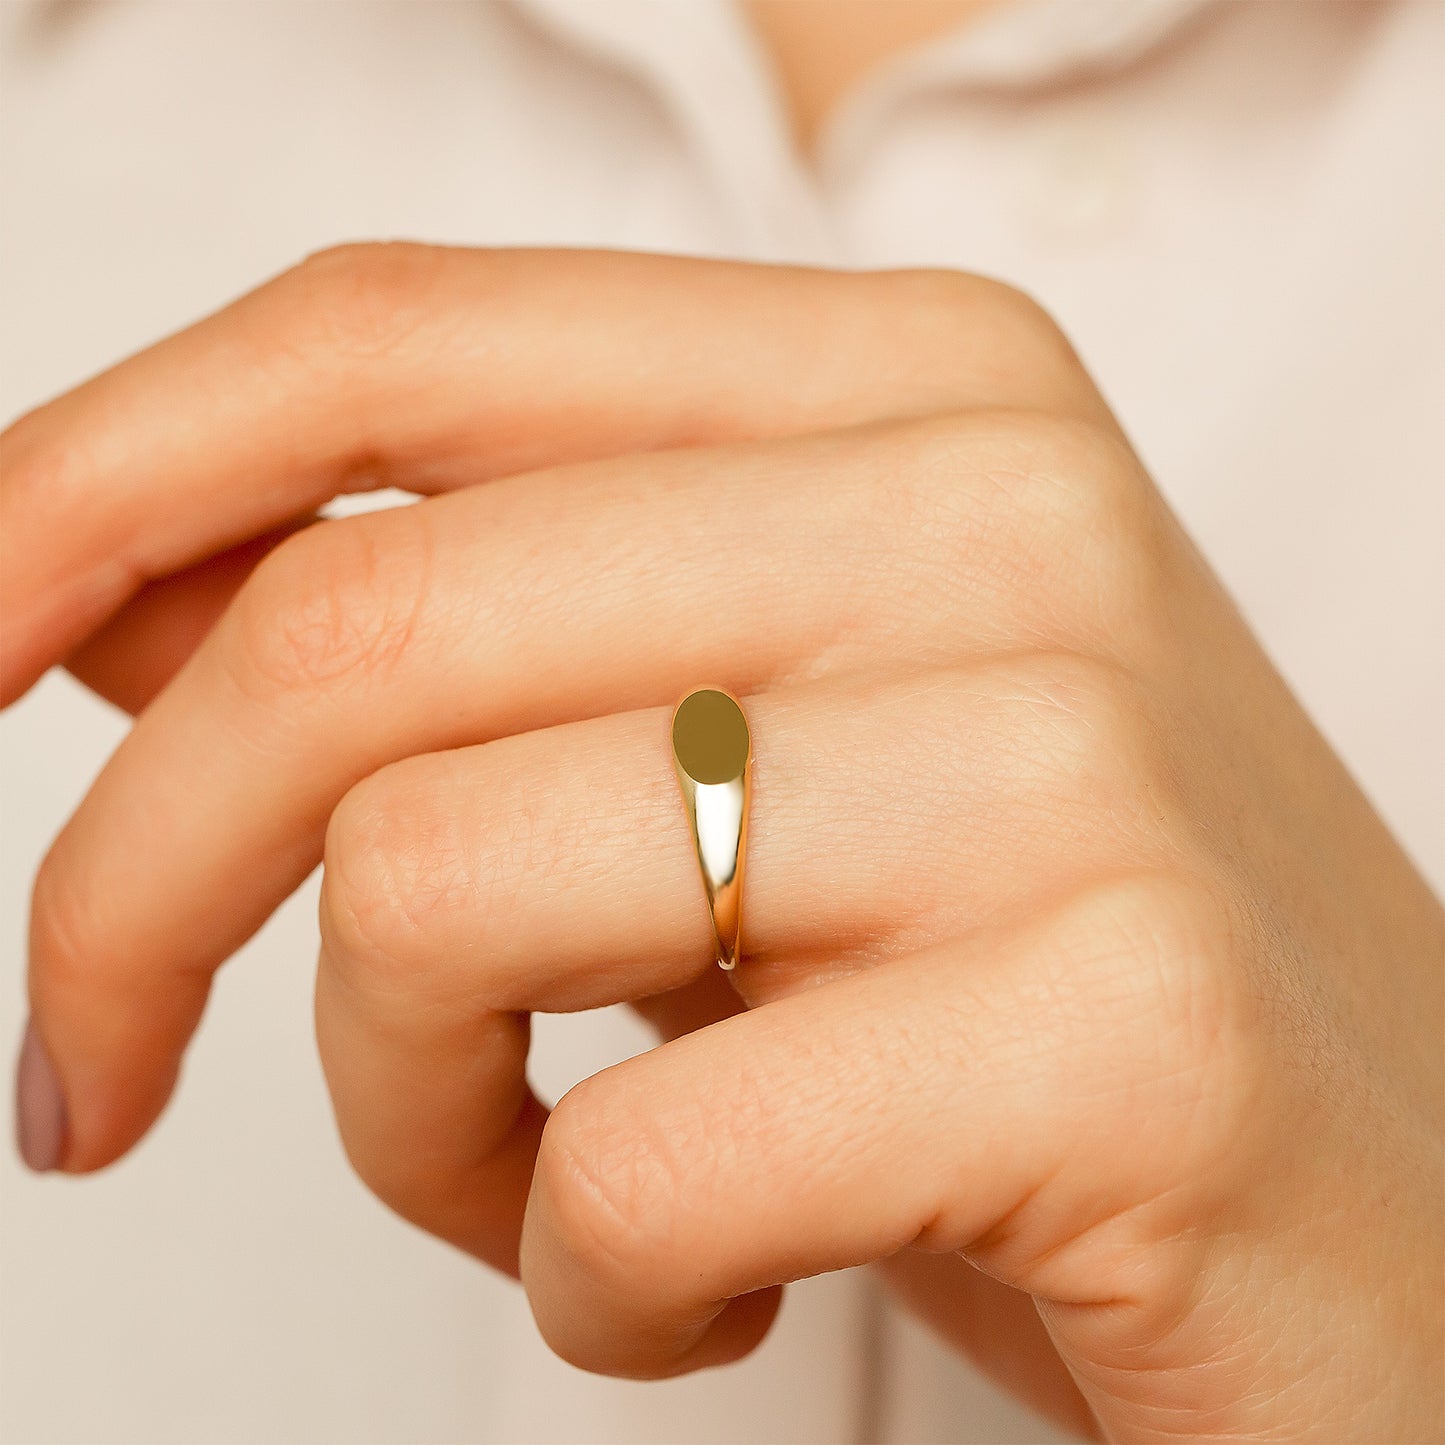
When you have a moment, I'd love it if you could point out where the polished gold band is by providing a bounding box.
[670,687,752,971]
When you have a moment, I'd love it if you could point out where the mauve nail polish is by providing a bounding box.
[15,1018,67,1172]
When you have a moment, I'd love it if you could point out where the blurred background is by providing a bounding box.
[1,1,1440,1442]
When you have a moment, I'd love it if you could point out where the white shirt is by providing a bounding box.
[1,3,1440,1442]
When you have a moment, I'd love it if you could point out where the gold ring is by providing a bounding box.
[670,687,752,971]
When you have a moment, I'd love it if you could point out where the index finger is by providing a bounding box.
[0,245,1099,703]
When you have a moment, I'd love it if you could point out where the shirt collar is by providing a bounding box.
[509,0,1219,110]
[509,0,833,259]
[507,0,1218,256]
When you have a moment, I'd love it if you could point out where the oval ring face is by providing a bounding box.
[672,688,750,785]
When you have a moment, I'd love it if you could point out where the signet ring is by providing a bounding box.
[670,687,752,971]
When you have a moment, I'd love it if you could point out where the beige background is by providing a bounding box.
[2,1,1441,1442]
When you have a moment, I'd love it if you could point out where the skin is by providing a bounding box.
[742,0,998,151]
[2,245,1442,1442]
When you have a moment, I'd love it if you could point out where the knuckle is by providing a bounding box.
[962,652,1183,867]
[223,511,429,700]
[886,268,1061,345]
[894,407,1163,650]
[535,1077,683,1285]
[1013,413,1165,644]
[849,271,1080,404]
[319,761,467,997]
[957,274,1064,347]
[883,269,1083,386]
[999,652,1151,787]
[1000,408,1151,541]
[1074,870,1248,1099]
[885,407,1145,538]
[280,241,450,360]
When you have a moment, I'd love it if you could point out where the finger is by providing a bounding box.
[314,946,740,1275]
[627,968,747,1043]
[519,874,1211,1379]
[872,1249,1098,1440]
[65,523,311,714]
[1,245,1102,703]
[28,415,1143,1170]
[310,658,1153,1274]
[315,927,549,1278]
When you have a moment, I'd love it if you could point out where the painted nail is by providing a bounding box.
[15,1017,67,1172]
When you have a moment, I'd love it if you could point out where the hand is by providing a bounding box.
[4,246,1441,1442]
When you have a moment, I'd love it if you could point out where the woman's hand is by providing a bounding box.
[4,246,1441,1442]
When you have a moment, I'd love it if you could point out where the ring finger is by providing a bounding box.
[312,657,1155,1273]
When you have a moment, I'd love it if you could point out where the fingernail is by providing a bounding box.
[15,1017,67,1172]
